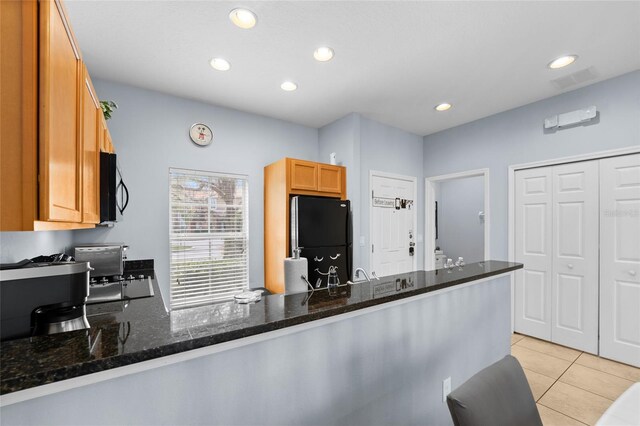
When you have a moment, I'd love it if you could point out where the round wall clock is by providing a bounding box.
[189,123,214,146]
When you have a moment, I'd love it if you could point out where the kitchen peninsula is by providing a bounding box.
[1,261,521,426]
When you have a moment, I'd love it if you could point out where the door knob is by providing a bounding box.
[629,270,637,276]
[567,264,574,269]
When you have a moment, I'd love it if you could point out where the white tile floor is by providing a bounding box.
[511,333,640,426]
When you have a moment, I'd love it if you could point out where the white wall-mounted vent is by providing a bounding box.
[544,106,597,129]
[551,67,598,90]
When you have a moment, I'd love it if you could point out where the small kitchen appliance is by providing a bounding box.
[0,262,91,341]
[74,243,128,282]
[100,152,129,223]
[73,244,154,304]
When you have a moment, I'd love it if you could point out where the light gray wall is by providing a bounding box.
[0,276,511,426]
[424,70,640,261]
[360,116,425,272]
[0,232,74,263]
[318,114,425,273]
[437,176,485,264]
[318,113,362,269]
[72,79,318,303]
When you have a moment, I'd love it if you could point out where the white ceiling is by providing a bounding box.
[65,1,640,136]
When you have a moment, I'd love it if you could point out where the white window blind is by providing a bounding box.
[169,168,249,309]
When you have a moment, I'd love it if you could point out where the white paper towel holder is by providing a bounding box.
[284,247,310,294]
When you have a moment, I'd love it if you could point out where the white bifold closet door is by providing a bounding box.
[515,160,599,353]
[551,160,599,353]
[515,167,553,340]
[599,154,640,367]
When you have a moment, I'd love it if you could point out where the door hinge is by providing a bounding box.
[372,190,374,199]
[372,244,374,253]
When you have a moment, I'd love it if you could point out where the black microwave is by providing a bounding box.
[100,152,129,223]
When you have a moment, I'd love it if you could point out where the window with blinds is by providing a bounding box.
[169,168,249,309]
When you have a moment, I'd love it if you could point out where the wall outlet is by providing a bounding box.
[442,377,451,402]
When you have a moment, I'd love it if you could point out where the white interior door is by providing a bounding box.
[515,167,553,340]
[551,161,599,353]
[371,173,416,278]
[599,153,640,367]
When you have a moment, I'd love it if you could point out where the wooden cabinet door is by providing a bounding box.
[290,159,318,191]
[99,116,107,152]
[80,64,100,224]
[98,116,115,154]
[0,0,38,231]
[39,0,82,222]
[318,165,343,194]
[104,126,114,153]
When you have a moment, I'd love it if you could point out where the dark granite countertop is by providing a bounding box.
[0,260,522,396]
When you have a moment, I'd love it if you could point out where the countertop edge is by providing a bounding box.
[0,264,520,403]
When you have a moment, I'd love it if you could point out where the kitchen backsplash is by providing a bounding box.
[0,231,75,263]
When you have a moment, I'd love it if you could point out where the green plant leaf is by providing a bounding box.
[100,100,118,120]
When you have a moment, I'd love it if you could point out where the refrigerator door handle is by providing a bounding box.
[346,206,353,245]
[290,196,300,256]
[347,209,353,280]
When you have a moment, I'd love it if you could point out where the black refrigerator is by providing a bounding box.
[291,196,352,289]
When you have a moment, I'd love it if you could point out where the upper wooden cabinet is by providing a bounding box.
[288,159,345,196]
[318,164,343,194]
[263,158,347,293]
[102,124,115,154]
[80,63,101,224]
[39,0,82,223]
[290,159,318,191]
[0,0,38,231]
[0,0,111,231]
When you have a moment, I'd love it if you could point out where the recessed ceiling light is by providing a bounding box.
[435,103,452,112]
[229,8,257,29]
[281,81,298,92]
[210,58,231,71]
[548,55,578,69]
[313,46,334,62]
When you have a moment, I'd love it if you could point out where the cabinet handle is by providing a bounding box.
[567,264,574,269]
[629,270,637,276]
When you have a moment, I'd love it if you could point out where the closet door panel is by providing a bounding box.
[600,153,640,367]
[551,160,599,353]
[515,168,553,340]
